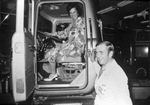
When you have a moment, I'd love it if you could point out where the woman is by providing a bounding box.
[44,3,86,81]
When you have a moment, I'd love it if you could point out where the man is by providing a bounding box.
[92,41,133,105]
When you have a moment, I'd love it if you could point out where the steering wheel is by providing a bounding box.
[37,30,63,43]
[37,30,64,61]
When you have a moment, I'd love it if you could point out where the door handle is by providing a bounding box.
[89,18,93,49]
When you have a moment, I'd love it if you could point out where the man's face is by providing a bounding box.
[69,8,78,20]
[96,44,111,66]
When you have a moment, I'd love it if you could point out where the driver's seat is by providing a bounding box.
[56,45,85,82]
[56,54,83,63]
[56,45,85,63]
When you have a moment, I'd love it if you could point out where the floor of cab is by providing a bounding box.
[37,64,80,85]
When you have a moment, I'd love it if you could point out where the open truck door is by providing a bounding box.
[10,0,100,104]
[11,0,35,102]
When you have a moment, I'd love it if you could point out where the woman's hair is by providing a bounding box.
[66,3,82,16]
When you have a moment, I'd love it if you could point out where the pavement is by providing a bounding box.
[0,93,150,105]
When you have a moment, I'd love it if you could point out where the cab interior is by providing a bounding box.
[35,2,88,87]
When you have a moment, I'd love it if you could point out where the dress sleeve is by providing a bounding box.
[57,23,73,39]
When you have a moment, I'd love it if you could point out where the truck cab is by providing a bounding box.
[11,0,100,104]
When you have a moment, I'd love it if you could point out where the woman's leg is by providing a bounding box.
[44,49,58,81]
[48,57,56,75]
[44,57,58,81]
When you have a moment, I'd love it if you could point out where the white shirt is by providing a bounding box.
[94,59,133,105]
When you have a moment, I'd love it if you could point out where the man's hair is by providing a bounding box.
[66,3,82,16]
[96,41,115,56]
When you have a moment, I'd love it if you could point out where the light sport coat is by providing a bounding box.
[93,59,133,105]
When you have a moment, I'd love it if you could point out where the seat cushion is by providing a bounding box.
[56,55,82,63]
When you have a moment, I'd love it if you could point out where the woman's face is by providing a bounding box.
[69,7,78,20]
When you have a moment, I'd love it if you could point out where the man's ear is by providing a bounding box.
[109,51,113,58]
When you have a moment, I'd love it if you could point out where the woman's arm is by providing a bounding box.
[43,31,57,37]
[57,23,73,39]
[44,23,72,39]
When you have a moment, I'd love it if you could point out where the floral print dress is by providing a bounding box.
[45,17,85,62]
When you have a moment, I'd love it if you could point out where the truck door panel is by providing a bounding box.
[11,0,35,102]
